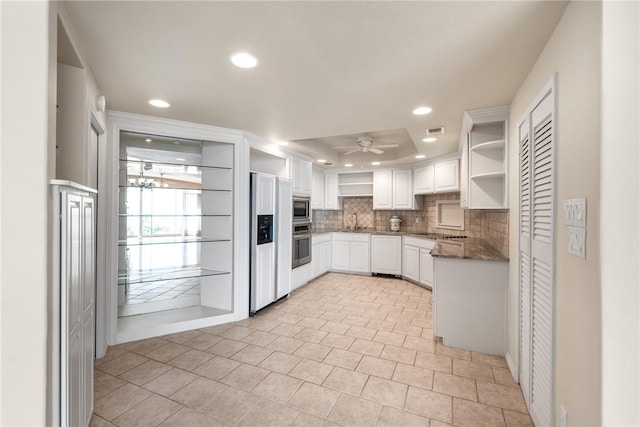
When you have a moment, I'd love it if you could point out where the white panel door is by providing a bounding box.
[332,241,350,271]
[350,241,371,273]
[312,171,324,209]
[373,170,393,209]
[321,242,332,274]
[81,197,95,426]
[276,179,292,299]
[371,235,402,274]
[63,194,82,427]
[255,174,275,215]
[393,169,413,209]
[402,244,420,282]
[413,165,434,194]
[254,242,275,311]
[519,80,555,427]
[419,248,434,288]
[434,159,460,193]
[324,174,339,210]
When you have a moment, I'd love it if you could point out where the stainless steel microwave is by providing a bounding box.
[292,196,311,222]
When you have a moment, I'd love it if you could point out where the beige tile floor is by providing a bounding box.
[92,272,533,427]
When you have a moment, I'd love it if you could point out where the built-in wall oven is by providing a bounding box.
[292,196,311,223]
[292,222,312,268]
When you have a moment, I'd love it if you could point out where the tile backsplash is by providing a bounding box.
[313,192,509,257]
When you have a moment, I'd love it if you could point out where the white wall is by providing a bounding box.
[0,1,50,425]
[600,1,640,425]
[508,2,603,424]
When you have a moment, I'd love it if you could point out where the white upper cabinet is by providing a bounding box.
[435,159,460,193]
[324,174,340,210]
[414,164,435,194]
[393,169,415,209]
[311,169,325,209]
[373,170,393,209]
[459,105,509,209]
[290,155,312,196]
[374,169,421,210]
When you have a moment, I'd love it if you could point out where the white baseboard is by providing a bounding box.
[505,351,518,382]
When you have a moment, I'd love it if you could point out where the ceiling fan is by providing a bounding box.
[337,136,399,156]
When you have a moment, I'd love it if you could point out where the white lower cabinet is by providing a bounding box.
[434,257,507,355]
[371,235,402,275]
[402,236,435,288]
[331,233,371,274]
[311,234,332,280]
[419,248,434,288]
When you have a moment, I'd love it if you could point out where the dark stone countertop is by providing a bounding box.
[431,238,508,262]
[312,228,508,262]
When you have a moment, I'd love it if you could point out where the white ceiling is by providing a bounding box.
[64,1,568,168]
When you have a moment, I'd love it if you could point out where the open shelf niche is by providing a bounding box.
[117,131,234,320]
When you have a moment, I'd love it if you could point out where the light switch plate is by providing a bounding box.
[567,226,586,258]
[563,198,586,227]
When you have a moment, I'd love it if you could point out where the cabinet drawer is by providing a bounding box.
[312,233,331,244]
[403,236,435,250]
[331,232,370,243]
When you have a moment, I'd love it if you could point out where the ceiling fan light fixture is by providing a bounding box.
[412,106,432,116]
[230,52,259,68]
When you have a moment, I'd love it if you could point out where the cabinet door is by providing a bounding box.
[332,241,350,271]
[254,242,276,311]
[255,174,275,214]
[393,169,414,209]
[324,174,340,210]
[373,170,392,209]
[291,158,302,194]
[435,159,460,193]
[311,242,322,279]
[321,242,332,273]
[419,248,434,288]
[312,171,324,209]
[414,165,434,194]
[402,244,420,282]
[460,136,469,208]
[349,241,371,273]
[371,235,402,275]
[301,161,312,196]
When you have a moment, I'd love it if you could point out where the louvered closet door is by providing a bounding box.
[519,84,555,427]
[518,117,532,405]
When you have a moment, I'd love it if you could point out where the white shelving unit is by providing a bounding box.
[118,133,234,319]
[337,172,374,197]
[460,106,509,209]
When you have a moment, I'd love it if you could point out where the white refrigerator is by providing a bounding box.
[250,173,292,314]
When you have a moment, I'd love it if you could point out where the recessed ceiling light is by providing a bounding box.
[145,138,152,143]
[412,106,432,116]
[276,141,289,146]
[423,137,438,143]
[371,162,380,166]
[149,99,170,108]
[317,159,327,163]
[176,158,186,161]
[415,154,426,159]
[230,52,258,69]
[344,163,353,168]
